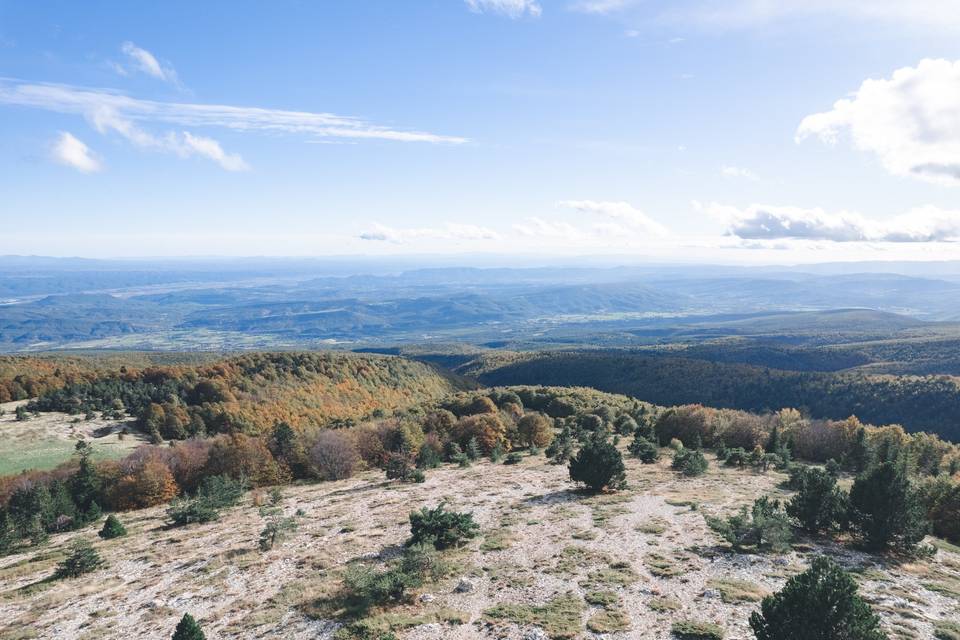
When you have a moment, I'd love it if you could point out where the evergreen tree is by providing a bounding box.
[848,462,927,552]
[171,613,206,640]
[750,557,886,640]
[545,423,574,464]
[568,431,626,492]
[628,435,659,463]
[465,437,481,461]
[69,441,101,521]
[786,467,848,535]
[99,514,127,539]
[55,538,105,579]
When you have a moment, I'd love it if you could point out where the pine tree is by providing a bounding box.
[99,514,127,539]
[171,613,206,640]
[848,462,928,552]
[786,467,847,535]
[465,437,481,461]
[569,431,626,492]
[70,441,101,522]
[750,557,886,640]
[55,538,105,579]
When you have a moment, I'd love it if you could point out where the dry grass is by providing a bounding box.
[0,447,957,639]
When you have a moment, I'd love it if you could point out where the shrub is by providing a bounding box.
[848,462,928,552]
[408,502,479,550]
[171,613,206,640]
[309,430,360,481]
[629,435,659,463]
[749,557,886,640]
[724,447,748,469]
[569,432,626,492]
[672,449,708,477]
[385,453,418,482]
[167,475,246,527]
[708,497,791,553]
[504,451,524,465]
[786,467,847,535]
[917,475,960,543]
[416,434,444,469]
[453,414,508,454]
[465,437,482,461]
[516,413,554,449]
[203,434,286,487]
[656,405,715,448]
[545,423,574,464]
[108,460,179,510]
[341,544,448,614]
[55,538,104,579]
[258,494,298,552]
[98,514,127,539]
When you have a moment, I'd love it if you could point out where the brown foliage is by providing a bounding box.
[516,413,554,448]
[453,413,508,454]
[203,433,288,487]
[309,430,361,481]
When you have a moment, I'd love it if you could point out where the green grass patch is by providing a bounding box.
[481,530,515,552]
[671,619,725,639]
[935,620,960,640]
[636,518,668,535]
[485,593,586,640]
[584,590,619,607]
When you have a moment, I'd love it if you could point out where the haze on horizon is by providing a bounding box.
[2,1,960,264]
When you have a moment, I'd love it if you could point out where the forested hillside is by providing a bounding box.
[465,351,960,442]
[11,352,461,439]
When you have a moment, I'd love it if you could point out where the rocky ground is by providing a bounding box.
[1,447,958,640]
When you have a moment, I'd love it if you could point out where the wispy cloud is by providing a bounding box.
[465,0,542,18]
[51,132,101,173]
[358,222,501,243]
[797,58,960,186]
[0,80,467,145]
[699,201,960,242]
[558,200,669,236]
[721,165,759,181]
[568,0,635,14]
[118,41,180,85]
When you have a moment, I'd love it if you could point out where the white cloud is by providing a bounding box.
[0,79,468,145]
[797,58,960,186]
[359,222,501,243]
[721,165,759,181]
[512,217,584,241]
[51,132,101,173]
[120,41,180,85]
[557,200,669,236]
[90,106,248,171]
[699,201,960,242]
[465,0,542,18]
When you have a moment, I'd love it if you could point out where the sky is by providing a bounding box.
[2,0,960,263]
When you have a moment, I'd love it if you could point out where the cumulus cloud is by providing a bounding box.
[465,0,542,18]
[0,79,468,145]
[359,222,501,243]
[119,41,180,85]
[557,200,669,236]
[51,132,101,173]
[699,201,960,242]
[721,165,759,181]
[512,217,584,241]
[796,59,960,186]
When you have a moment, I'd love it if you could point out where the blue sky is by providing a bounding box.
[2,0,960,261]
